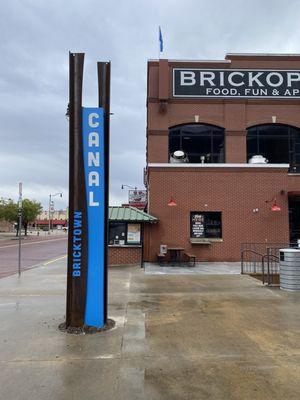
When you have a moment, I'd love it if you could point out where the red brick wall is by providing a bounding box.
[147,132,169,163]
[147,57,300,165]
[108,246,142,266]
[226,132,247,163]
[146,167,300,262]
[146,55,300,262]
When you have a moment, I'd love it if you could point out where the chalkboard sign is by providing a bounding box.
[191,213,205,238]
[190,212,222,239]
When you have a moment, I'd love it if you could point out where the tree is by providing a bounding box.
[0,198,42,236]
[0,199,17,222]
[22,199,43,235]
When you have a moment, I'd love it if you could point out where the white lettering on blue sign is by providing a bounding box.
[86,114,100,207]
[72,211,82,277]
[82,107,105,328]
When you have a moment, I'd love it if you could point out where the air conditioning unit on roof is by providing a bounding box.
[170,150,189,163]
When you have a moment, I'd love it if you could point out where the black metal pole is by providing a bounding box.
[66,52,88,329]
[97,62,110,325]
[140,224,144,268]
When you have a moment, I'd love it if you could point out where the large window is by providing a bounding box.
[109,222,141,245]
[169,124,225,163]
[190,212,222,239]
[289,196,300,243]
[247,124,300,171]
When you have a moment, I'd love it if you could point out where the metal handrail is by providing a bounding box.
[241,249,264,274]
[262,253,279,285]
[241,242,297,287]
[241,248,280,286]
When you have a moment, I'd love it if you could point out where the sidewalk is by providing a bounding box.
[0,230,67,242]
[1,261,300,399]
[144,261,241,275]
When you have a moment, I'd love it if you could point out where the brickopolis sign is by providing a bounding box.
[173,69,300,99]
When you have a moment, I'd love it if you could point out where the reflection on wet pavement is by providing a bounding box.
[0,262,300,399]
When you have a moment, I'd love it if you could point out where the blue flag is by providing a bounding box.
[159,26,163,52]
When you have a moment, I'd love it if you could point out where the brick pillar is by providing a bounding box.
[225,131,247,163]
[224,103,246,163]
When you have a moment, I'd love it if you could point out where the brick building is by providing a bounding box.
[108,206,157,266]
[145,54,300,262]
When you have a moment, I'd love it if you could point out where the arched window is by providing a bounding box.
[247,124,300,170]
[169,124,225,163]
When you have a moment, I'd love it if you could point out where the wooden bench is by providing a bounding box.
[184,253,196,266]
[157,253,166,265]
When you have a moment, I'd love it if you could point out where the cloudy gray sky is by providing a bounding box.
[0,0,299,210]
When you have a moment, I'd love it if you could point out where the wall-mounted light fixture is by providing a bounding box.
[121,184,137,190]
[266,197,281,212]
[167,197,177,206]
[270,201,281,212]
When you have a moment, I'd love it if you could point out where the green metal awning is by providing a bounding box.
[109,206,158,223]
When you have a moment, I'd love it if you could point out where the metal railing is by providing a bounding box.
[241,242,295,286]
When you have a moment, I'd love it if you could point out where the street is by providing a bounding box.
[0,235,67,278]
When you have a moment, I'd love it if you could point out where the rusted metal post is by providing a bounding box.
[66,52,87,329]
[97,61,110,324]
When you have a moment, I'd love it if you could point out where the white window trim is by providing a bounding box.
[148,163,289,168]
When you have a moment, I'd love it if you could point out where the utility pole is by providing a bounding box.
[48,194,51,233]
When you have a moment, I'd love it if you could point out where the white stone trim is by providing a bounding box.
[147,59,231,63]
[148,163,289,168]
[226,53,300,57]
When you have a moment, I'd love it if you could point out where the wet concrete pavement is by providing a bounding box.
[0,262,300,399]
[145,261,241,275]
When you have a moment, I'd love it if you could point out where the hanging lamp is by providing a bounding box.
[270,201,281,212]
[167,197,177,206]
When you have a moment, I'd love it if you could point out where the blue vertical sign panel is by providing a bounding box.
[82,107,105,328]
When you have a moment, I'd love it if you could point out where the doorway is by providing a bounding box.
[289,196,300,243]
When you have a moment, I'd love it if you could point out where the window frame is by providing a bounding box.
[190,211,222,239]
[247,123,300,171]
[108,221,141,246]
[169,123,225,164]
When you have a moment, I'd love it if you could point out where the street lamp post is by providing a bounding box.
[48,193,62,233]
[121,184,137,190]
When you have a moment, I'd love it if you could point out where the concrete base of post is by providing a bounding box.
[58,318,115,335]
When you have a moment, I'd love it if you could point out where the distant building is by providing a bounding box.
[38,209,68,221]
[36,209,68,229]
[0,220,13,232]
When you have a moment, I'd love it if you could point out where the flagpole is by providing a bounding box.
[158,26,160,60]
[158,26,163,60]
